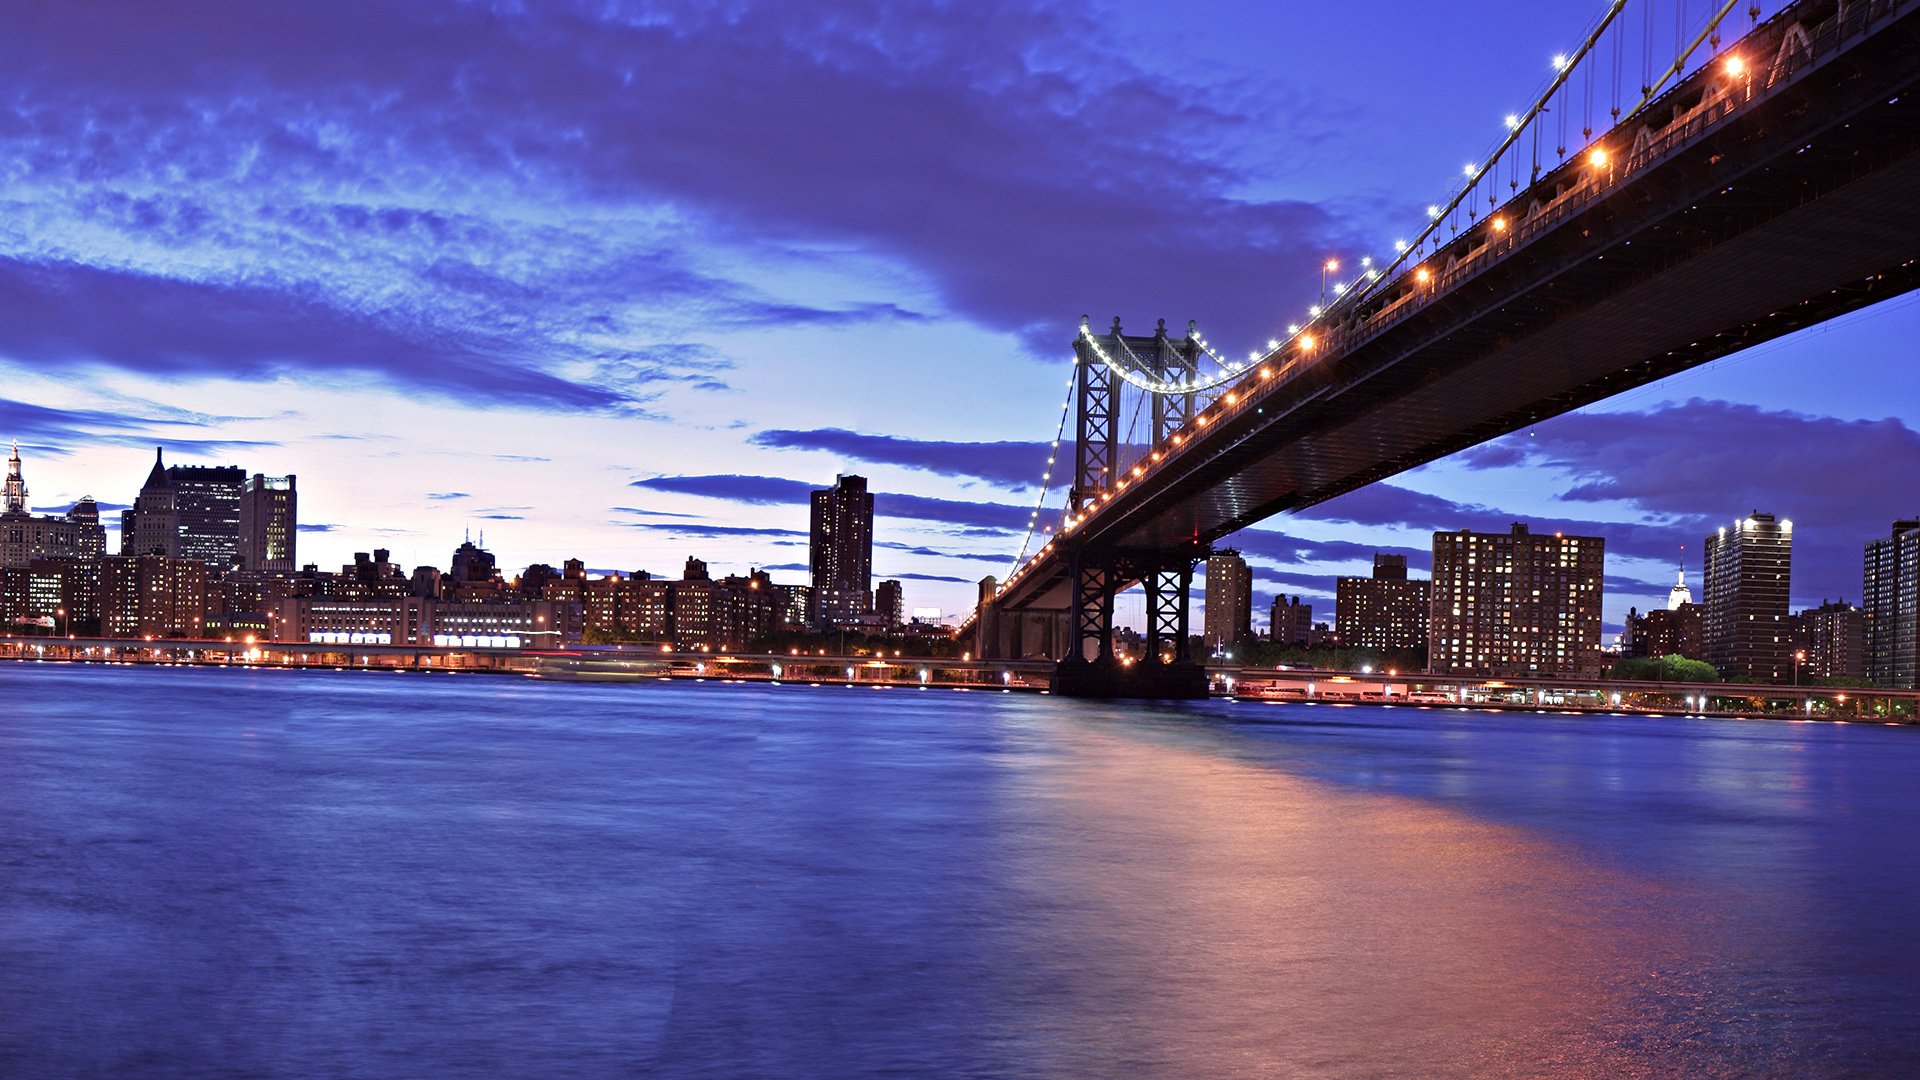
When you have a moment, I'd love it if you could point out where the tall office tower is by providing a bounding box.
[1336,553,1431,652]
[1864,519,1920,688]
[122,448,181,557]
[875,579,904,630]
[1703,511,1794,682]
[1202,549,1252,650]
[169,465,246,571]
[1429,523,1606,677]
[238,474,297,573]
[1269,594,1313,646]
[1800,600,1867,682]
[809,474,873,629]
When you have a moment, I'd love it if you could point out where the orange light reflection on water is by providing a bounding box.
[999,725,1712,1077]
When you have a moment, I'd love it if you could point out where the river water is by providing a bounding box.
[1,663,1916,1077]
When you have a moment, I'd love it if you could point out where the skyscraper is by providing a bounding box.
[1428,524,1605,677]
[238,474,297,573]
[1864,519,1920,688]
[810,474,872,629]
[1336,553,1430,652]
[122,448,181,557]
[170,465,246,571]
[1202,550,1251,650]
[1703,512,1793,682]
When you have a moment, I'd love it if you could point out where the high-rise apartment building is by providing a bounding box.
[810,475,873,629]
[1337,554,1430,652]
[238,474,297,573]
[1428,524,1605,677]
[1703,511,1793,682]
[1864,519,1920,688]
[1202,550,1252,650]
[1269,595,1313,646]
[1799,600,1866,682]
[170,465,246,571]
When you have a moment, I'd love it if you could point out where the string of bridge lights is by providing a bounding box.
[1008,354,1080,578]
[999,0,1762,597]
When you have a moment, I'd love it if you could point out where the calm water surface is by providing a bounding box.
[2,663,1917,1077]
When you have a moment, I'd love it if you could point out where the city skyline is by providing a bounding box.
[0,1,1915,630]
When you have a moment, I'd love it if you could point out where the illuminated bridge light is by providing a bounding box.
[1725,55,1746,77]
[1588,146,1609,167]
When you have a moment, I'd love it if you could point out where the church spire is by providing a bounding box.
[4,439,26,515]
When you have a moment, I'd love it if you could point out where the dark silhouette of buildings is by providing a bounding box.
[1337,554,1429,653]
[875,579,904,630]
[1269,594,1314,646]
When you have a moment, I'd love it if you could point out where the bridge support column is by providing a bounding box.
[1052,548,1207,699]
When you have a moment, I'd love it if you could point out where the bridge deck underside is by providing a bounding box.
[999,11,1919,612]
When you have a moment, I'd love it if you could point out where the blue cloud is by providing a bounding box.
[751,428,1055,487]
[631,474,1032,533]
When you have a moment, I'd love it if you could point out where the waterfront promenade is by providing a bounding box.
[6,633,1917,722]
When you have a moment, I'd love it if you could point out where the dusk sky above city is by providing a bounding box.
[1,0,1914,630]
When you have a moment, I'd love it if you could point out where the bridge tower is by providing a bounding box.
[1053,317,1210,698]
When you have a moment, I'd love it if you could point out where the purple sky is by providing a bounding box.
[2,0,1914,631]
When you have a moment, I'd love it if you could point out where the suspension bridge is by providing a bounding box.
[964,0,1920,697]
